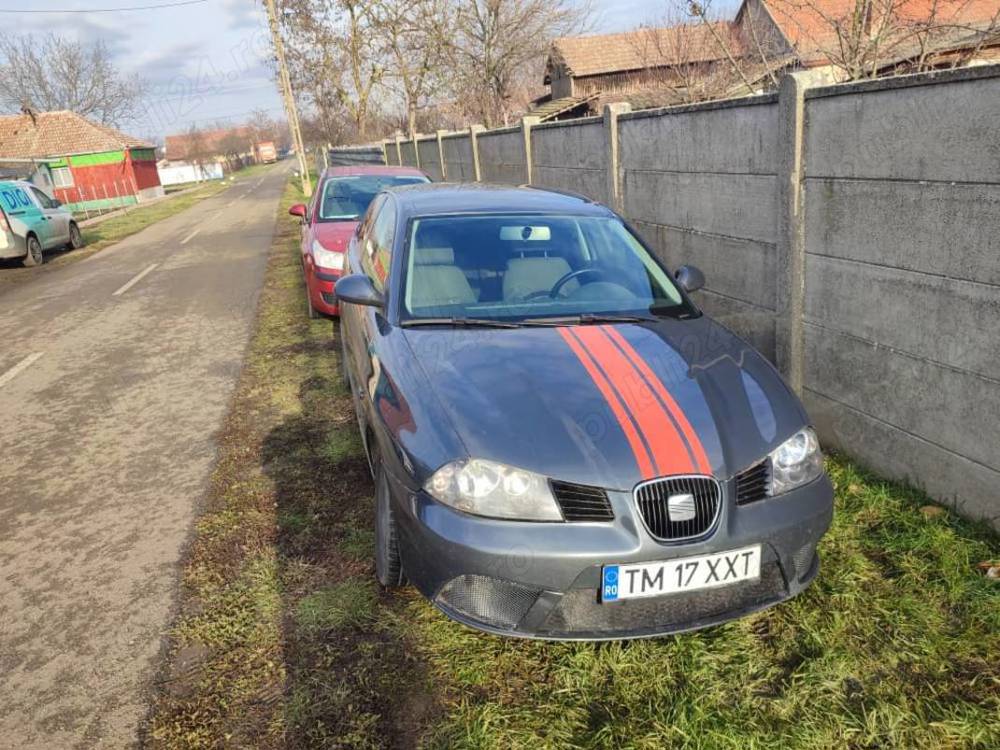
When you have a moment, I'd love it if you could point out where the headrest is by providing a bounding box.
[414,246,455,265]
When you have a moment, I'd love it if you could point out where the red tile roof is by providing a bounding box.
[0,110,151,159]
[763,0,1000,65]
[549,23,742,78]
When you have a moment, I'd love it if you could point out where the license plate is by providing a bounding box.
[601,545,761,602]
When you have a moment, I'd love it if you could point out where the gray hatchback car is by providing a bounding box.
[336,184,834,640]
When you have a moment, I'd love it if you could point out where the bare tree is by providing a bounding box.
[451,0,593,127]
[280,0,386,141]
[0,34,145,125]
[182,125,212,179]
[627,12,765,104]
[374,0,456,137]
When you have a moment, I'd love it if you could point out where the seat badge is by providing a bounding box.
[668,493,697,522]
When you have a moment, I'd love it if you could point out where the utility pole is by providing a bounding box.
[263,0,312,197]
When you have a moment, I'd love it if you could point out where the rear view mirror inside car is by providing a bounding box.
[499,225,551,241]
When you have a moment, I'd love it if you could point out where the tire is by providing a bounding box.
[22,235,43,267]
[68,222,83,250]
[374,459,405,588]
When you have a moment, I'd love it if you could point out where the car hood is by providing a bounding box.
[312,220,358,252]
[403,317,807,491]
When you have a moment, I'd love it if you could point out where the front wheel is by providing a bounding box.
[374,461,405,588]
[68,222,83,250]
[22,235,43,267]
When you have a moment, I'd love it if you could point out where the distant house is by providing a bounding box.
[0,110,163,211]
[533,0,1000,119]
[164,126,274,170]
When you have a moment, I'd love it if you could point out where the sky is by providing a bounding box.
[2,0,742,140]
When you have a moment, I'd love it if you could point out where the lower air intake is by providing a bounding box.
[435,575,540,630]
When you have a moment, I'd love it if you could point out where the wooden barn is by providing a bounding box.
[0,110,164,212]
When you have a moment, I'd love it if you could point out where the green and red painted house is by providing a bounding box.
[0,110,164,212]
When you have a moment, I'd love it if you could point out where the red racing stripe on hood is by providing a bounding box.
[601,326,712,475]
[572,326,695,477]
[557,328,656,479]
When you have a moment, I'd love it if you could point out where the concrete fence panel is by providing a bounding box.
[416,136,443,180]
[801,68,1000,525]
[618,98,782,360]
[442,133,475,181]
[400,140,418,168]
[530,117,608,203]
[477,127,526,185]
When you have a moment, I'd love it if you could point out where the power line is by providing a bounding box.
[0,0,206,13]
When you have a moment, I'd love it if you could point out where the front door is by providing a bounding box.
[30,186,70,247]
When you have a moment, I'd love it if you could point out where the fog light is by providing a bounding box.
[435,575,540,630]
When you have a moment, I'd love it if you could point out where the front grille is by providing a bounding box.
[537,562,786,638]
[551,480,614,522]
[435,575,540,630]
[735,460,771,505]
[635,475,720,541]
[321,291,337,304]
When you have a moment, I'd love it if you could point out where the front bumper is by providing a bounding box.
[392,473,834,640]
[307,267,341,316]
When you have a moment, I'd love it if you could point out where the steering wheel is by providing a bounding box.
[543,267,609,300]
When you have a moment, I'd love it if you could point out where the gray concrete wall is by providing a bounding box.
[619,96,781,359]
[442,133,475,181]
[800,68,1000,526]
[379,65,1000,526]
[530,117,609,204]
[399,140,418,168]
[477,127,526,185]
[416,136,443,180]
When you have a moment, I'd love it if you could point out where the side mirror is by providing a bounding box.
[335,274,384,308]
[289,203,307,219]
[52,199,62,208]
[675,264,705,293]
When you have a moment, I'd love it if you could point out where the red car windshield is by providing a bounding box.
[318,175,428,222]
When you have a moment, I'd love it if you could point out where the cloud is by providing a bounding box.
[4,13,134,59]
[222,0,265,31]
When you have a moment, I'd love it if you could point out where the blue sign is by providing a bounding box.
[602,565,619,602]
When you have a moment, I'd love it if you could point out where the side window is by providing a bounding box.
[362,199,396,293]
[30,187,55,209]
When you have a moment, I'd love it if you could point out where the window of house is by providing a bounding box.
[51,167,74,189]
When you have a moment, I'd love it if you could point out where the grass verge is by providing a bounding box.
[147,174,999,749]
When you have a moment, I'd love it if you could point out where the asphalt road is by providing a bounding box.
[0,164,290,748]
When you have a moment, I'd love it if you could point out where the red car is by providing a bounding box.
[290,166,429,317]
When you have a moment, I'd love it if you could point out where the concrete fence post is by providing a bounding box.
[394,134,404,166]
[603,102,631,213]
[775,72,811,395]
[436,129,448,180]
[521,116,541,184]
[469,124,484,182]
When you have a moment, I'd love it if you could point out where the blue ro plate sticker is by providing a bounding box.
[602,565,620,602]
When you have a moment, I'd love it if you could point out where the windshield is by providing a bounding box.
[319,174,428,221]
[401,214,694,322]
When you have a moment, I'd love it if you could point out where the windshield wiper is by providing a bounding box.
[400,317,523,329]
[520,314,653,326]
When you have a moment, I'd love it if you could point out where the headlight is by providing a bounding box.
[769,427,823,495]
[312,240,343,270]
[424,459,563,521]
